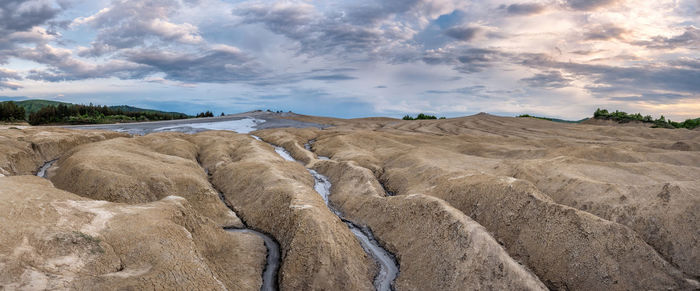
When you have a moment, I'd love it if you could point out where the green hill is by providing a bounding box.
[108,105,189,116]
[517,114,586,123]
[1,99,189,119]
[13,100,71,117]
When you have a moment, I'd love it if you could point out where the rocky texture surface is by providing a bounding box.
[262,113,700,290]
[2,113,699,290]
[0,127,126,176]
[0,176,265,290]
[255,130,548,290]
[48,133,242,228]
[193,131,376,291]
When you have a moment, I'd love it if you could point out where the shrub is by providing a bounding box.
[593,108,699,129]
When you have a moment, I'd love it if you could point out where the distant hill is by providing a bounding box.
[517,114,586,123]
[13,100,71,117]
[108,105,190,117]
[1,99,189,118]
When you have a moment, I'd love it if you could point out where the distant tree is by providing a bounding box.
[592,108,699,129]
[0,101,26,122]
[196,111,214,118]
[221,112,225,116]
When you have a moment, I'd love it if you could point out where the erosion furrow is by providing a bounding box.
[255,130,549,290]
[191,130,375,291]
[271,126,697,290]
[263,137,399,291]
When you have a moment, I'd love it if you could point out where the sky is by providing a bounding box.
[0,0,698,120]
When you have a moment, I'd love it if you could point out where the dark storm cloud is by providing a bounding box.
[501,3,546,16]
[444,26,481,41]
[632,27,700,49]
[520,71,573,88]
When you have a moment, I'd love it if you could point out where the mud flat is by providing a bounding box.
[0,176,265,290]
[193,131,376,290]
[257,114,700,290]
[256,130,548,290]
[263,137,400,291]
[2,112,698,290]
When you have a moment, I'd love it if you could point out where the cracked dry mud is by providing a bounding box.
[1,113,698,290]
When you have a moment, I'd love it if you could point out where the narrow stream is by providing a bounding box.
[36,159,57,178]
[200,154,280,291]
[259,136,399,291]
[225,227,280,291]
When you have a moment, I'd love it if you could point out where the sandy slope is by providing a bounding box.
[267,113,699,289]
[0,176,265,290]
[1,113,698,290]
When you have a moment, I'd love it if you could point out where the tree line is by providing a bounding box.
[0,101,25,122]
[402,113,446,120]
[594,108,699,129]
[27,103,188,125]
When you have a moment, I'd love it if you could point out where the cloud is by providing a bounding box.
[608,93,691,104]
[0,68,22,90]
[307,74,357,81]
[72,0,203,57]
[425,85,486,94]
[233,0,428,59]
[0,0,67,34]
[444,26,481,41]
[423,47,502,73]
[517,52,700,101]
[501,3,546,16]
[520,71,573,88]
[584,25,628,41]
[564,0,619,11]
[632,27,700,49]
[124,45,263,83]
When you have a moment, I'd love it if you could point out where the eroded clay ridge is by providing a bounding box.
[263,113,699,289]
[1,114,699,290]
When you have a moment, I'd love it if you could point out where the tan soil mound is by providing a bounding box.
[0,127,126,176]
[271,114,699,289]
[192,131,375,290]
[49,133,242,227]
[0,176,265,290]
[256,129,547,290]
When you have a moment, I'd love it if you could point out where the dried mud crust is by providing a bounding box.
[0,176,265,290]
[258,113,700,290]
[48,132,243,228]
[191,131,376,291]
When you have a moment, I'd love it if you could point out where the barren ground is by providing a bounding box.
[1,113,698,290]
